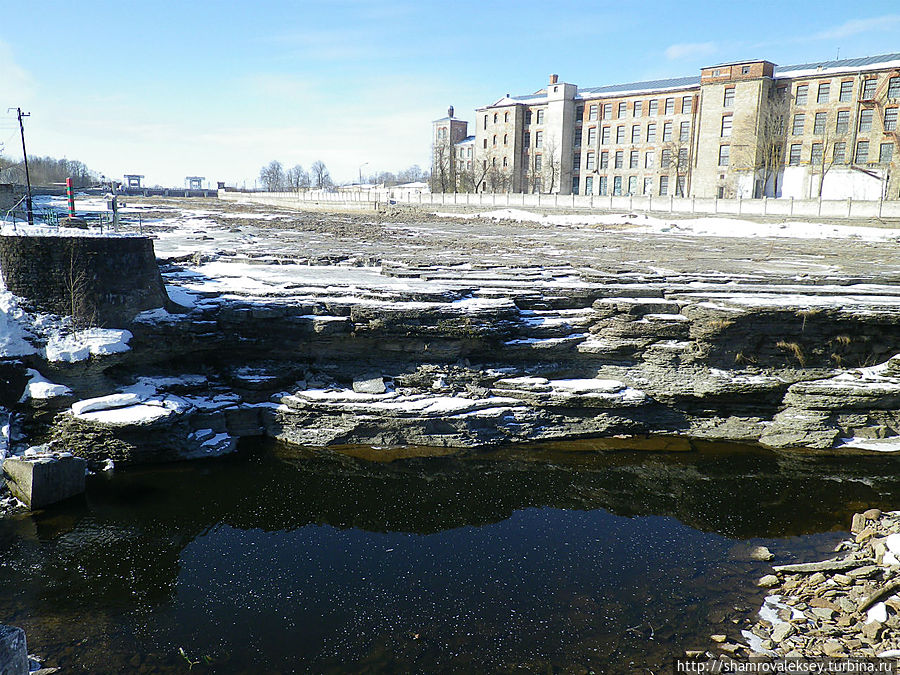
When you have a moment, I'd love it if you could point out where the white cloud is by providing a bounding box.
[664,42,717,61]
[813,15,900,40]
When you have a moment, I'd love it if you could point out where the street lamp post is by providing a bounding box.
[359,162,368,187]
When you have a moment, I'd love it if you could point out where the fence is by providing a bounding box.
[219,189,900,220]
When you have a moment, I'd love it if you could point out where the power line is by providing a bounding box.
[7,108,33,225]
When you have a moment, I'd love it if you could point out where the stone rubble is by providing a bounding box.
[706,509,900,659]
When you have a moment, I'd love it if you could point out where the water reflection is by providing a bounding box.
[0,439,898,672]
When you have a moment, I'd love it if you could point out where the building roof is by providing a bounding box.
[774,52,900,78]
[432,116,467,123]
[488,52,900,108]
[456,135,475,144]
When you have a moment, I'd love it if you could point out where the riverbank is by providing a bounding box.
[707,508,900,660]
[0,195,896,474]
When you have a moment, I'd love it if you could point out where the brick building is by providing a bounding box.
[433,52,900,200]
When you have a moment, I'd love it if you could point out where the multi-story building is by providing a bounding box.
[433,52,900,200]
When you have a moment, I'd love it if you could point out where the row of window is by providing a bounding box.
[791,108,898,135]
[572,120,692,147]
[787,140,895,165]
[579,96,694,122]
[794,77,900,105]
[574,174,686,197]
[578,147,691,171]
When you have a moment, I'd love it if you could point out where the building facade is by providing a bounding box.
[433,52,900,200]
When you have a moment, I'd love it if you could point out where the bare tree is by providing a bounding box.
[756,93,788,197]
[430,141,451,192]
[286,164,310,190]
[311,160,331,190]
[259,161,286,191]
[541,135,562,194]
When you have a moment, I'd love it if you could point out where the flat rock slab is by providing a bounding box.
[771,557,873,573]
[3,455,86,509]
[0,624,27,675]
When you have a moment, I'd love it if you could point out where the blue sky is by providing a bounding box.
[1,0,898,187]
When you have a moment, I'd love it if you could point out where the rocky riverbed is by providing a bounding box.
[0,196,898,475]
[703,508,900,660]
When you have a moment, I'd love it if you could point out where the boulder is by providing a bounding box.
[3,454,86,509]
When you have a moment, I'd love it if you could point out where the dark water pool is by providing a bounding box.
[2,438,899,673]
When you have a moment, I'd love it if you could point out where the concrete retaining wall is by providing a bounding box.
[220,189,900,220]
[0,235,169,325]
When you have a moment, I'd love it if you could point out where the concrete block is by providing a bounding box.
[3,454,86,509]
[0,624,27,675]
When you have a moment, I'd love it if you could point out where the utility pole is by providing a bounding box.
[10,108,33,225]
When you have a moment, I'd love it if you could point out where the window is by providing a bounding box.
[859,109,873,132]
[721,114,732,137]
[645,151,655,169]
[536,109,545,124]
[613,176,622,196]
[586,152,595,170]
[535,155,542,171]
[601,127,610,144]
[492,157,496,167]
[810,142,823,165]
[632,124,641,142]
[616,126,625,144]
[718,145,730,166]
[572,177,579,194]
[483,115,488,129]
[879,143,894,164]
[535,131,543,148]
[627,176,637,195]
[680,121,690,142]
[533,177,541,192]
[817,82,830,103]
[855,140,869,163]
[862,79,877,100]
[585,176,594,194]
[598,176,607,195]
[589,105,598,121]
[792,113,805,135]
[723,87,735,107]
[576,106,583,121]
[503,134,508,145]
[813,112,827,135]
[885,108,898,132]
[572,153,580,171]
[483,138,487,149]
[795,84,808,105]
[712,69,720,77]
[839,80,853,102]
[682,96,692,114]
[661,148,671,168]
[646,123,657,143]
[664,98,674,115]
[587,127,596,145]
[502,156,508,167]
[742,65,750,75]
[643,177,652,195]
[492,134,497,146]
[890,77,900,99]
[649,99,658,116]
[574,129,582,147]
[833,142,846,163]
[618,101,628,118]
[523,132,530,147]
[789,144,801,165]
[659,175,669,195]
[662,121,673,141]
[678,147,688,169]
[600,151,609,169]
[504,112,509,122]
[676,176,686,197]
[603,103,612,119]
[467,147,472,157]
[629,150,639,169]
[614,150,624,168]
[835,110,850,134]
[634,101,642,116]
[493,113,498,123]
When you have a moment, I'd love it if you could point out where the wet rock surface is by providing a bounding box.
[723,509,900,659]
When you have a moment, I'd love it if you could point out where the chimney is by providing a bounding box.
[448,105,454,118]
[549,74,559,85]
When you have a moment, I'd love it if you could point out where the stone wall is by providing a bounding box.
[0,234,169,326]
[0,184,18,214]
